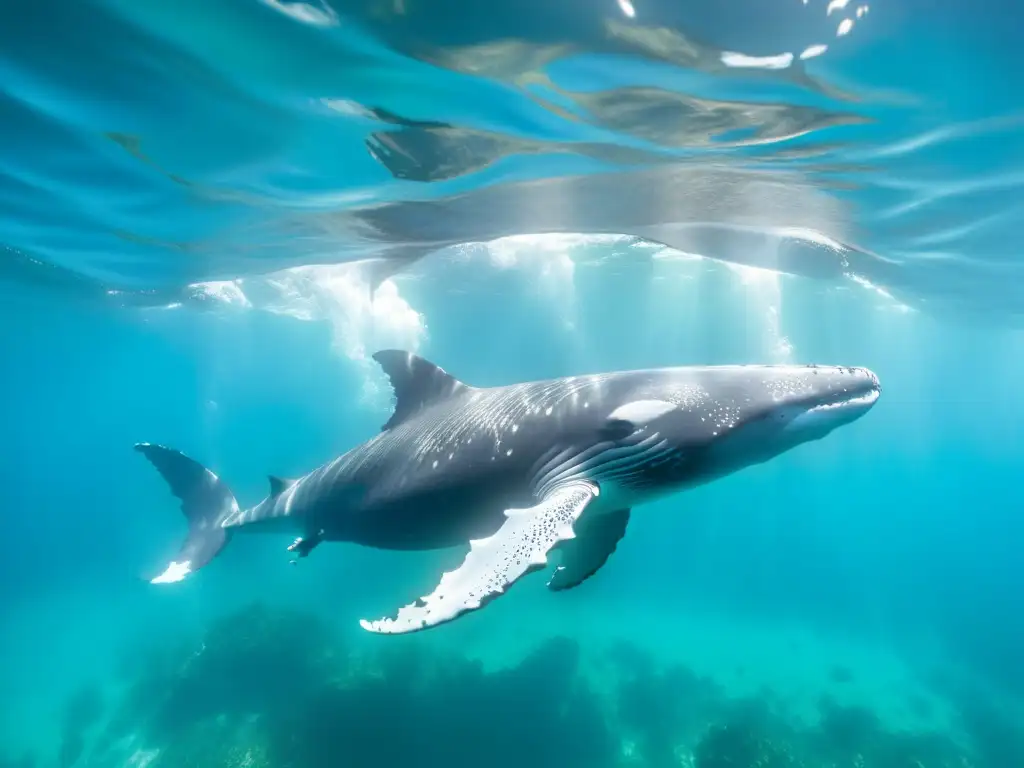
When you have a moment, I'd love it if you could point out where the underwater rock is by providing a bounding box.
[615,648,725,766]
[72,602,987,768]
[86,603,617,768]
[693,700,804,768]
[812,695,975,768]
[148,717,272,768]
[77,600,344,766]
[154,602,340,732]
[815,695,880,755]
[949,688,1023,768]
[265,633,614,768]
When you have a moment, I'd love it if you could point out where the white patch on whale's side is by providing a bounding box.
[607,399,677,426]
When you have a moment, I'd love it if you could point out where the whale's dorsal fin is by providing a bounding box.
[268,475,296,498]
[372,350,470,431]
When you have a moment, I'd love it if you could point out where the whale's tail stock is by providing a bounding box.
[135,443,238,584]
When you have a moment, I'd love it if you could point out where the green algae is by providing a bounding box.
[30,602,1018,768]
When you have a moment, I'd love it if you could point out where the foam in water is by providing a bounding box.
[190,262,426,404]
[182,235,923,383]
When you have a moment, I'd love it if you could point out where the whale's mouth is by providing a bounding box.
[790,368,881,429]
[807,385,881,414]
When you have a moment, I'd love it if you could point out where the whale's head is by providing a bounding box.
[636,364,882,479]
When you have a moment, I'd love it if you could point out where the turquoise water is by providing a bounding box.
[2,1,1024,767]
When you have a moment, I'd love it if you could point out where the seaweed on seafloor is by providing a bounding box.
[810,694,977,768]
[945,683,1024,768]
[613,649,725,768]
[140,716,273,768]
[267,633,617,768]
[153,601,340,732]
[79,602,340,768]
[693,696,805,768]
[51,601,1011,768]
[74,603,619,768]
[689,688,979,768]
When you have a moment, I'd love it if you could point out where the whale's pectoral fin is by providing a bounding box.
[548,508,631,592]
[287,529,323,562]
[359,482,599,635]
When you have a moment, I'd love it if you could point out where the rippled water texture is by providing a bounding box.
[1,0,1023,317]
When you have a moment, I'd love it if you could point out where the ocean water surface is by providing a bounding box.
[2,1,1023,767]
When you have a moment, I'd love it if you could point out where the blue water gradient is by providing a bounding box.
[2,1,1024,766]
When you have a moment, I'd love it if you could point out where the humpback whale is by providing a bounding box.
[138,350,880,634]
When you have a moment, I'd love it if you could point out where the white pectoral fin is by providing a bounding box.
[359,481,600,635]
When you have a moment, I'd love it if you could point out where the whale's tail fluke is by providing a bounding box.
[135,443,238,584]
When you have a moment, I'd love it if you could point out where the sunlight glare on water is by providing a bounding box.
[1,0,1021,323]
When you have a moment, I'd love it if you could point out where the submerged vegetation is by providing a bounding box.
[15,603,1022,768]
